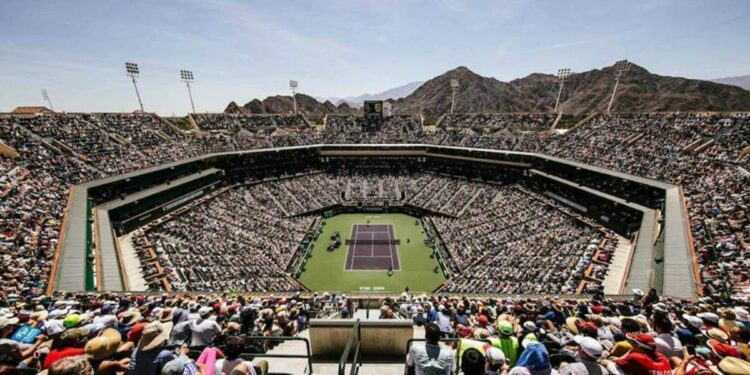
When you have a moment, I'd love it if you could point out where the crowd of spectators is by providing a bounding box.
[137,185,315,292]
[440,113,556,131]
[2,289,749,374]
[0,291,354,374]
[1,111,749,306]
[400,291,750,374]
[543,113,750,298]
[432,184,617,294]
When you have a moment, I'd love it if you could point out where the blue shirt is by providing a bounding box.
[129,348,175,375]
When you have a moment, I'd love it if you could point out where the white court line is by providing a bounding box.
[370,232,374,257]
[346,224,359,270]
[390,224,402,271]
[352,256,393,258]
[386,224,396,270]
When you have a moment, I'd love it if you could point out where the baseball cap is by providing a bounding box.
[63,314,84,328]
[198,306,212,317]
[574,336,603,358]
[698,312,720,325]
[486,347,506,366]
[682,314,704,329]
[498,320,514,336]
[478,315,488,326]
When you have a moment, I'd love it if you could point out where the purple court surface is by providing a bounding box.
[344,224,400,271]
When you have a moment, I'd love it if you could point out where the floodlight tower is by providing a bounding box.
[42,89,55,111]
[554,68,571,113]
[125,62,145,112]
[289,80,299,115]
[180,70,196,113]
[450,79,460,114]
[606,60,630,114]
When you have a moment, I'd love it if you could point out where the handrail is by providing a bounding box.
[238,335,315,374]
[338,319,362,375]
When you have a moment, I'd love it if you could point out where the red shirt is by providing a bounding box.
[615,351,672,375]
[43,347,86,369]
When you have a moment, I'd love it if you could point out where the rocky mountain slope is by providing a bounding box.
[227,62,750,122]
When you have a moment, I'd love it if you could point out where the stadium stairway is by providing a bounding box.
[602,236,634,294]
[262,322,422,374]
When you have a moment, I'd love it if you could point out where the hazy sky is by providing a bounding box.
[1,0,748,115]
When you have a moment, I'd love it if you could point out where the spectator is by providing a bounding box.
[407,323,455,375]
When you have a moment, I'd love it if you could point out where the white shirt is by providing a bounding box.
[407,343,455,375]
[189,317,221,346]
[654,332,683,359]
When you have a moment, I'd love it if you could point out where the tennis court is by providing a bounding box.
[344,224,400,270]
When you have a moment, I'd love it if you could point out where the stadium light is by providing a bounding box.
[124,62,145,112]
[450,79,459,115]
[553,68,571,113]
[180,69,196,113]
[289,80,299,115]
[606,59,630,114]
[41,89,55,111]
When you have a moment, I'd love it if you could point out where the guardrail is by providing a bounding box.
[338,319,363,375]
[239,336,314,374]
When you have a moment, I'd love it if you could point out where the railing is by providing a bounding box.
[237,336,315,374]
[338,319,363,375]
[404,338,462,375]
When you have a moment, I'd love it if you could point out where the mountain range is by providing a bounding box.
[711,74,750,90]
[225,62,750,122]
[316,81,423,107]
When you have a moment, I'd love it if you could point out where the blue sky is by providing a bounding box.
[1,0,748,115]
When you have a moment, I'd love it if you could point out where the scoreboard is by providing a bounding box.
[364,100,383,117]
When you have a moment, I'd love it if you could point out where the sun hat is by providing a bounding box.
[574,336,604,358]
[59,327,89,346]
[85,336,115,360]
[626,332,656,351]
[159,308,174,323]
[137,322,170,351]
[119,309,141,326]
[565,317,582,334]
[705,327,730,343]
[716,357,750,374]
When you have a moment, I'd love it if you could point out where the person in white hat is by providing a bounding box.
[559,336,610,375]
[189,306,220,347]
[485,347,508,375]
